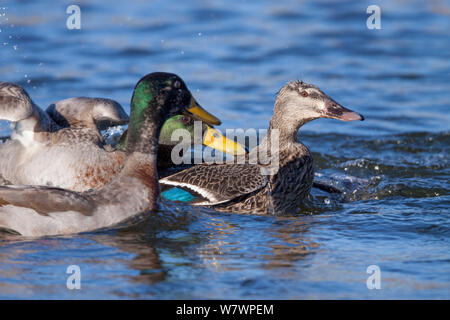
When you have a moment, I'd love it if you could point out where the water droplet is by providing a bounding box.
[198,32,202,36]
[324,198,330,205]
[374,165,379,170]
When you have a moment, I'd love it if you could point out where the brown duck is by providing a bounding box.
[159,80,364,214]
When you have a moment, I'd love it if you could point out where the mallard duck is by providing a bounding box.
[0,80,244,191]
[0,82,129,190]
[160,80,364,214]
[0,72,221,237]
[0,82,129,142]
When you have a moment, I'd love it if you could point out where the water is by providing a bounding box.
[0,0,449,299]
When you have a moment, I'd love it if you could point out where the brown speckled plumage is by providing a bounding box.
[215,146,314,214]
[160,80,364,215]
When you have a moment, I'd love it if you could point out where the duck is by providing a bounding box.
[0,79,244,191]
[0,72,221,237]
[0,82,129,142]
[159,80,364,214]
[0,82,128,189]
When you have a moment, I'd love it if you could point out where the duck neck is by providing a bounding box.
[122,82,168,195]
[12,102,58,146]
[268,114,301,145]
[121,151,159,210]
[268,99,315,145]
[14,102,55,131]
[122,98,162,198]
[125,82,166,156]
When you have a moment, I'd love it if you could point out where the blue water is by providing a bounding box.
[0,0,449,299]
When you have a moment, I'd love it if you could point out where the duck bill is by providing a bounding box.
[203,125,247,156]
[321,100,364,121]
[184,97,221,126]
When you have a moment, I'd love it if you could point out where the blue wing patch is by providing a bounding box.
[161,187,195,202]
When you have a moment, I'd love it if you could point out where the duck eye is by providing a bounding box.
[174,80,181,88]
[180,115,191,124]
[301,90,308,97]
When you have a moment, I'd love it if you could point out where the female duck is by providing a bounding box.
[0,83,129,188]
[0,72,218,237]
[0,82,129,143]
[160,80,364,214]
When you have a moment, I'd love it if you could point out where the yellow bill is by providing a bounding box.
[203,125,247,156]
[185,97,221,126]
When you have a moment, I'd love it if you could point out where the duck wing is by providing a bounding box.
[46,97,129,130]
[159,163,268,205]
[0,185,95,216]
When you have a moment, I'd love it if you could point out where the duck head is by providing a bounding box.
[120,73,245,156]
[0,82,57,137]
[271,80,364,135]
[158,115,247,156]
[0,82,34,122]
[47,97,129,130]
[125,72,243,156]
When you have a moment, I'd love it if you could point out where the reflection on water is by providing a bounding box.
[92,233,166,286]
[262,218,318,269]
[0,0,449,299]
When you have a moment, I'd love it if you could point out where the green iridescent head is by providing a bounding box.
[116,72,246,157]
[124,72,221,154]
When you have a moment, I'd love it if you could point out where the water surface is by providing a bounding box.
[0,0,449,299]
